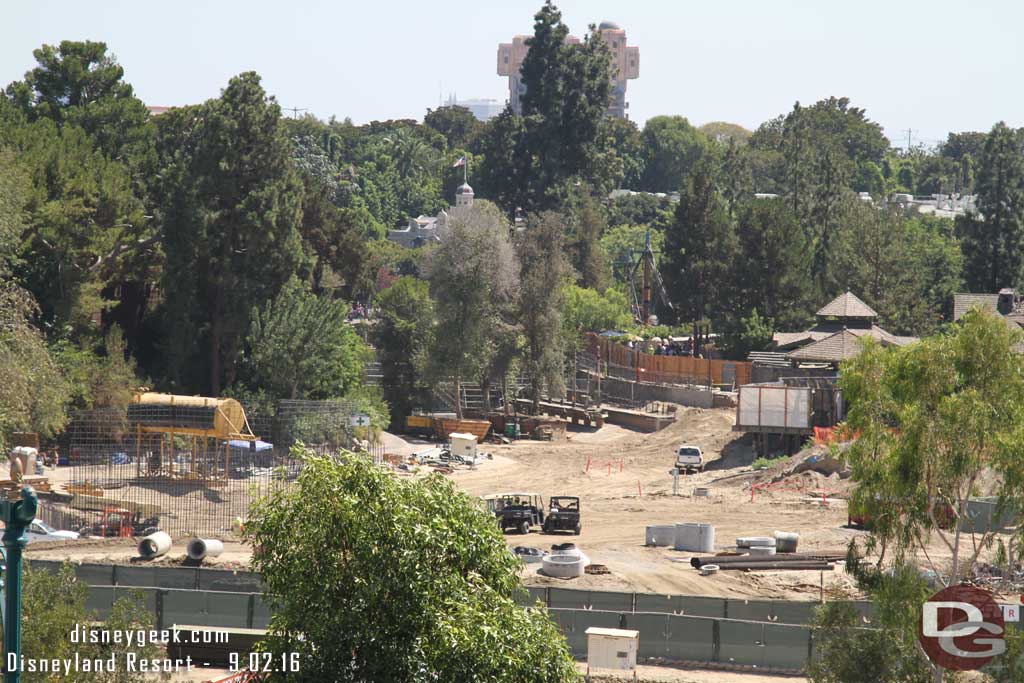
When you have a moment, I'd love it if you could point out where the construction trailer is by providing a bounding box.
[733,377,843,455]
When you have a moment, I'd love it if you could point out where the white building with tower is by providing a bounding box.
[387,171,475,248]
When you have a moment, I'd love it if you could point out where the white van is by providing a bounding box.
[675,445,704,473]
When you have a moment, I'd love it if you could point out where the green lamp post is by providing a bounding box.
[1,486,37,683]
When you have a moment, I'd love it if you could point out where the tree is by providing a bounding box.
[519,212,569,411]
[240,277,369,400]
[699,121,752,145]
[0,284,70,452]
[827,205,962,336]
[731,199,814,331]
[562,283,632,362]
[957,122,1024,292]
[840,311,1024,682]
[424,105,483,150]
[372,276,435,429]
[478,2,613,214]
[247,448,579,683]
[639,116,710,192]
[425,202,518,418]
[5,40,153,166]
[602,117,645,189]
[662,156,736,325]
[23,561,165,683]
[53,325,139,412]
[155,72,306,394]
[563,191,610,290]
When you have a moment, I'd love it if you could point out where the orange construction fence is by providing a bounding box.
[587,334,752,387]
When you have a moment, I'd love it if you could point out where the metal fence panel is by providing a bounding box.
[770,600,817,625]
[624,612,671,659]
[761,623,811,670]
[252,594,275,629]
[199,569,263,593]
[727,599,774,623]
[548,587,590,610]
[677,596,727,619]
[588,590,633,613]
[203,591,251,628]
[75,563,116,586]
[634,593,677,614]
[161,588,209,627]
[85,586,117,620]
[718,620,766,667]
[666,615,715,663]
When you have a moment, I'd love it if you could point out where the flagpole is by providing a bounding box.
[464,155,468,185]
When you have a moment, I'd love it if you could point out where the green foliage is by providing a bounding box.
[372,276,435,427]
[519,212,569,408]
[247,447,579,683]
[640,115,711,192]
[155,72,306,394]
[562,190,610,290]
[562,284,633,354]
[720,308,774,359]
[477,2,614,214]
[807,576,931,683]
[731,199,814,331]
[425,202,518,418]
[662,155,736,324]
[0,285,70,450]
[424,105,483,150]
[601,223,665,289]
[241,276,369,400]
[52,325,139,412]
[22,561,165,683]
[958,121,1024,291]
[840,310,1024,581]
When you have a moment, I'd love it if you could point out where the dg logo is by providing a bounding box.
[919,585,1006,670]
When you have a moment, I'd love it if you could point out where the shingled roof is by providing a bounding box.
[816,291,877,319]
[953,293,1000,321]
[786,329,870,363]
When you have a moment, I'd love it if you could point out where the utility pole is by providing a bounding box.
[903,128,914,151]
[284,107,308,119]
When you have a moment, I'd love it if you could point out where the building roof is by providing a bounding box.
[786,330,871,363]
[456,182,474,194]
[816,291,877,319]
[785,327,916,364]
[953,293,1000,321]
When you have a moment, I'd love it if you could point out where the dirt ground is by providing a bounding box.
[30,408,866,599]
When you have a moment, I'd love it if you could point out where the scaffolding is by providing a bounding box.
[53,398,378,537]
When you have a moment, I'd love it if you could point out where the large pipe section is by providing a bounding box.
[138,531,172,559]
[187,538,225,561]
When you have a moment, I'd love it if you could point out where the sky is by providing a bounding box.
[3,0,1022,148]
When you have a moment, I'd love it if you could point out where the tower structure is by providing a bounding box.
[497,20,639,118]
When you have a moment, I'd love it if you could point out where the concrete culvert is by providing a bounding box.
[645,525,676,546]
[187,538,224,561]
[138,531,172,560]
[541,553,586,578]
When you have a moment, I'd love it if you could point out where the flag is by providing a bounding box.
[451,155,466,168]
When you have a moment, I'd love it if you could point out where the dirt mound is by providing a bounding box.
[757,442,851,486]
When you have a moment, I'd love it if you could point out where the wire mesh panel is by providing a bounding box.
[59,399,374,537]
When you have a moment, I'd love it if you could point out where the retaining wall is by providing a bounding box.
[600,376,715,409]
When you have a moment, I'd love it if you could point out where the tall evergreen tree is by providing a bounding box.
[958,122,1024,292]
[518,212,569,411]
[662,156,737,325]
[156,72,305,394]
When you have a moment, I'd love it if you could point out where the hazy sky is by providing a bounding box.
[4,0,1022,148]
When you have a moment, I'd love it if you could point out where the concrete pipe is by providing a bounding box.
[736,536,776,549]
[541,553,586,578]
[138,531,172,560]
[187,538,225,561]
[645,525,676,547]
[748,545,777,557]
[674,523,715,552]
[773,531,800,554]
[693,487,710,497]
[700,564,720,576]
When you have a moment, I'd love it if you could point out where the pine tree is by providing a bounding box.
[958,122,1024,292]
[662,156,737,325]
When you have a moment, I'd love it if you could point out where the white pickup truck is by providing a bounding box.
[674,445,704,473]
